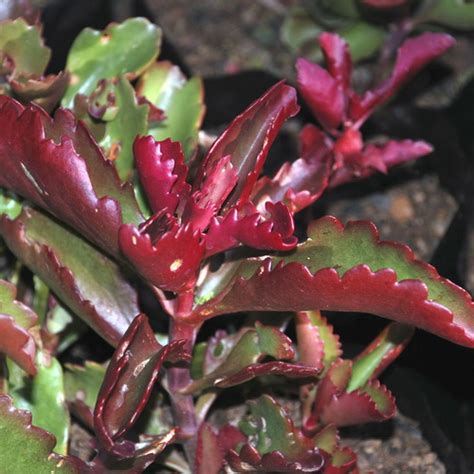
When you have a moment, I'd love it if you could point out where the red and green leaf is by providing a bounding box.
[137,61,205,161]
[0,279,37,375]
[0,95,143,256]
[94,314,189,457]
[198,216,474,347]
[0,207,139,346]
[0,395,83,473]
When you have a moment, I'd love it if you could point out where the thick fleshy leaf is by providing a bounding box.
[97,76,149,180]
[0,207,139,346]
[198,216,474,347]
[252,124,332,213]
[196,82,299,212]
[10,71,69,112]
[0,95,143,256]
[62,18,161,108]
[320,379,396,427]
[0,190,22,219]
[204,202,297,257]
[94,314,189,457]
[319,32,352,94]
[7,350,69,454]
[0,279,36,374]
[0,18,50,77]
[350,33,455,122]
[195,423,224,474]
[0,395,83,473]
[296,58,344,130]
[347,322,413,392]
[228,395,325,472]
[134,136,190,215]
[296,311,341,373]
[184,323,319,393]
[119,220,204,292]
[137,61,205,161]
[329,139,433,188]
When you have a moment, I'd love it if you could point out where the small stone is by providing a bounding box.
[389,194,415,223]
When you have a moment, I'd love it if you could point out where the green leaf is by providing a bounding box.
[99,76,149,180]
[0,191,21,220]
[62,17,162,108]
[338,21,386,63]
[0,394,81,473]
[46,304,87,354]
[0,279,36,329]
[424,0,474,30]
[0,18,50,77]
[7,350,69,454]
[137,61,204,161]
[64,361,106,410]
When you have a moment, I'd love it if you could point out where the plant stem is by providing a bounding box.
[168,300,200,466]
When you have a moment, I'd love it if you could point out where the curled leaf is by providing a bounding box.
[94,314,189,457]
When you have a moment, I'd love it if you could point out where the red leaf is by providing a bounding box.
[252,124,332,213]
[296,58,345,130]
[94,314,189,457]
[0,96,142,256]
[197,81,299,212]
[0,314,36,375]
[320,380,396,427]
[329,139,433,188]
[350,33,455,122]
[134,136,190,215]
[319,32,352,94]
[204,202,297,257]
[119,221,204,292]
[195,423,224,474]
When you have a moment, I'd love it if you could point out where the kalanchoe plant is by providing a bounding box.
[0,9,473,473]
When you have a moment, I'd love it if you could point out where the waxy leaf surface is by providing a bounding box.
[0,279,36,374]
[197,81,299,211]
[0,395,82,473]
[0,95,143,256]
[62,18,161,108]
[199,216,474,347]
[94,314,189,457]
[185,324,318,393]
[0,207,139,346]
[137,61,205,161]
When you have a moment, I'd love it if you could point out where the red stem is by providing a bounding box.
[167,299,201,465]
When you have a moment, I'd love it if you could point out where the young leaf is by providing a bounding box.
[184,324,318,394]
[0,395,83,473]
[0,279,37,375]
[94,314,190,457]
[195,423,224,474]
[7,350,70,454]
[62,18,162,108]
[0,207,139,346]
[198,216,474,348]
[137,61,205,161]
[0,95,143,256]
[227,395,325,472]
[196,81,299,212]
[0,18,50,77]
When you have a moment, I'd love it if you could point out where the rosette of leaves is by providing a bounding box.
[282,0,474,63]
[0,10,474,474]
